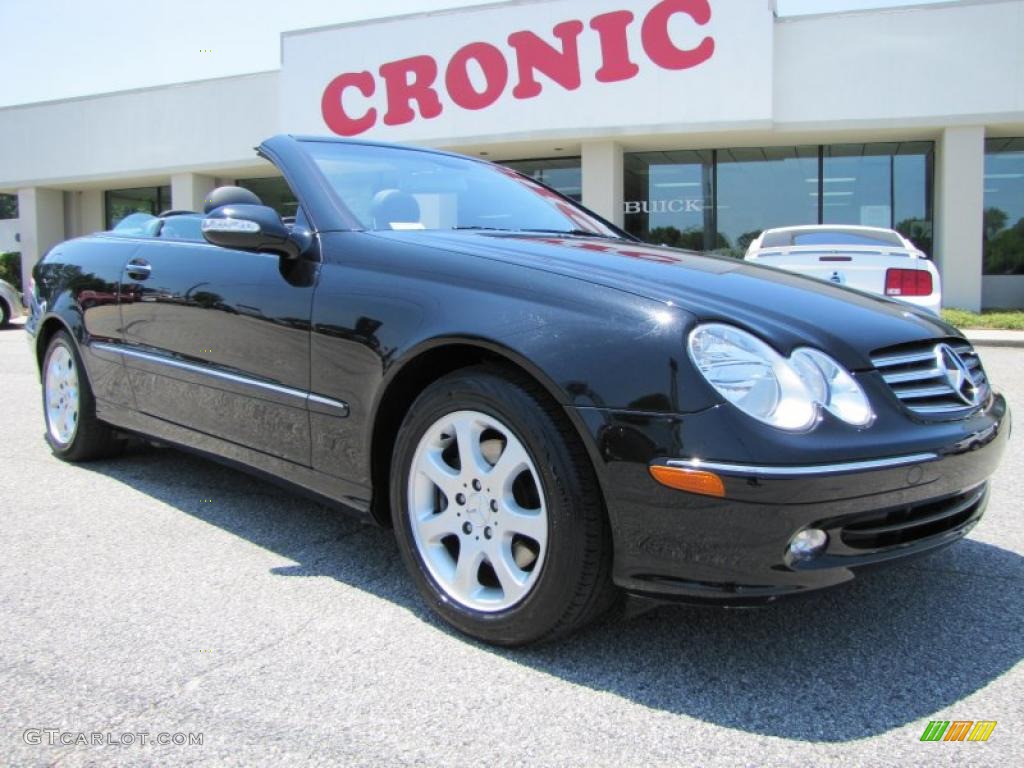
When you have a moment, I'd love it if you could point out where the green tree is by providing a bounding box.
[896,218,933,257]
[0,252,22,292]
[984,215,1024,275]
[648,226,703,250]
[983,207,1008,241]
[647,226,732,254]
[736,230,762,254]
[0,194,17,220]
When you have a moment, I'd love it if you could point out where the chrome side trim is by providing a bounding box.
[308,393,350,417]
[92,342,349,416]
[665,453,940,478]
[97,343,307,400]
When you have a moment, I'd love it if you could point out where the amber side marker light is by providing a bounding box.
[649,465,726,497]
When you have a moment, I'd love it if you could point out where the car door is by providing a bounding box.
[118,215,318,464]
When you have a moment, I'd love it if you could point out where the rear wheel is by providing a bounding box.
[42,331,122,461]
[0,299,9,327]
[391,367,616,646]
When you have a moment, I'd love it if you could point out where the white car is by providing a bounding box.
[0,277,25,327]
[743,225,942,315]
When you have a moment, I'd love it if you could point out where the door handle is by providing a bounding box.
[126,260,151,280]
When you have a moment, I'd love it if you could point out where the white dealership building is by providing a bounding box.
[1,0,1022,310]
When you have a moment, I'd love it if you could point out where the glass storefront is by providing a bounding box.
[983,138,1024,275]
[104,186,171,229]
[0,193,17,220]
[823,142,934,255]
[716,146,818,257]
[625,142,934,258]
[499,157,582,202]
[623,150,714,250]
[236,176,300,219]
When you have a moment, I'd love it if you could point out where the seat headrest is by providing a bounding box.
[372,189,420,229]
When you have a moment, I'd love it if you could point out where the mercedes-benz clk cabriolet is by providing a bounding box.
[27,135,1009,645]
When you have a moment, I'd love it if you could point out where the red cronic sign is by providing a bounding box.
[320,0,716,137]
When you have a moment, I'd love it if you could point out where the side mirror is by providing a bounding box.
[202,204,309,259]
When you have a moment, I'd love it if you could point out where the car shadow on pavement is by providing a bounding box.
[84,442,1023,743]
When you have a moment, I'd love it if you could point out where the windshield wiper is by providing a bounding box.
[514,228,619,240]
[451,226,623,240]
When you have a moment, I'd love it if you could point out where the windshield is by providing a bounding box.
[302,141,622,238]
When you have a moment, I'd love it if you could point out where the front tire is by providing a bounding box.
[391,366,616,646]
[42,330,122,461]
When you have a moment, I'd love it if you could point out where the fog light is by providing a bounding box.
[789,529,828,561]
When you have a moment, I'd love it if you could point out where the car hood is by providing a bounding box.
[370,231,958,370]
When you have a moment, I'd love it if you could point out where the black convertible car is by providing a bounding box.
[28,135,1009,645]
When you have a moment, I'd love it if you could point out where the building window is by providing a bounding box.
[983,138,1024,276]
[0,193,17,220]
[236,177,299,219]
[104,186,171,230]
[624,150,714,250]
[823,142,934,255]
[624,142,934,257]
[717,146,819,258]
[499,158,582,202]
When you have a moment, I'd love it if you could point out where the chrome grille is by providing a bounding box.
[871,339,989,416]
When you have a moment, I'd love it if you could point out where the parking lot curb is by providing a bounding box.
[963,330,1024,349]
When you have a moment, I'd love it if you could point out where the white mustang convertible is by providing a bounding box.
[744,225,942,315]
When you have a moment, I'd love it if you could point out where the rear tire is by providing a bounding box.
[42,330,122,461]
[0,299,9,327]
[391,366,616,646]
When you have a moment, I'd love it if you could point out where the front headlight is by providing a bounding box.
[687,324,818,431]
[687,324,874,431]
[791,348,875,427]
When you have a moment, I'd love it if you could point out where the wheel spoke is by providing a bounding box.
[488,542,529,604]
[418,451,460,497]
[417,509,460,542]
[453,414,487,478]
[486,439,530,490]
[501,496,547,544]
[453,544,486,597]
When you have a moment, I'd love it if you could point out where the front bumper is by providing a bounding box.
[574,393,1010,603]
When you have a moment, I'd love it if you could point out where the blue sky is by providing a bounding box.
[0,0,950,107]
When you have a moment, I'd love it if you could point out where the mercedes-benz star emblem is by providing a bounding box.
[935,344,979,406]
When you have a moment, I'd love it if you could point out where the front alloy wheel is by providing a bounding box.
[408,410,548,612]
[391,366,616,646]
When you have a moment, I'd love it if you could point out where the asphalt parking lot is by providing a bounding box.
[1,322,1022,767]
